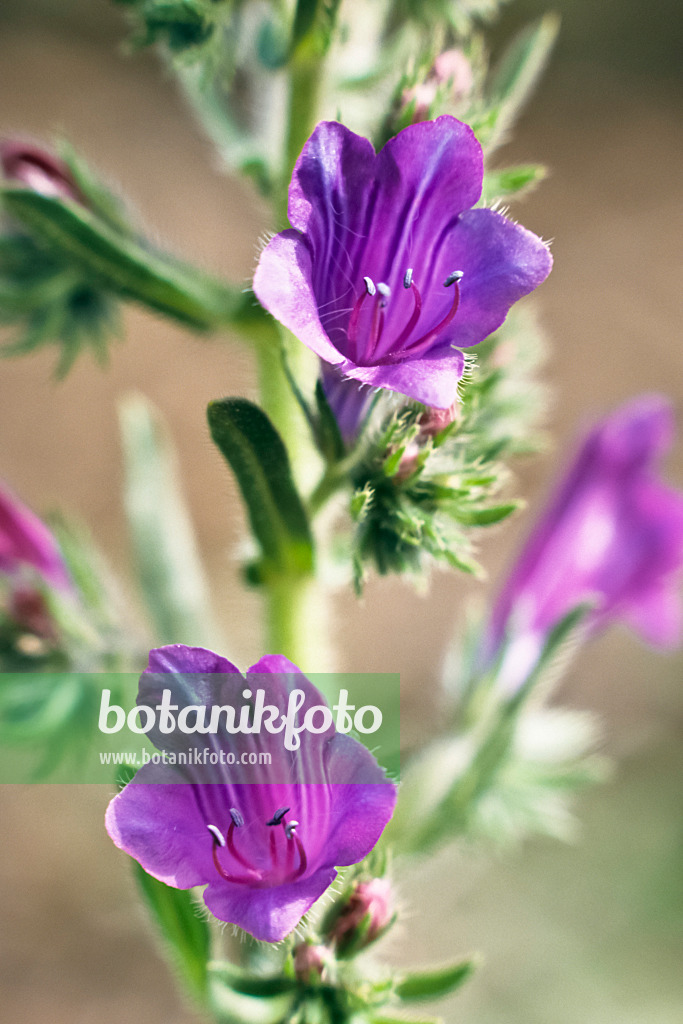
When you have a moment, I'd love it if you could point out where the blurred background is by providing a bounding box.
[0,1,681,1021]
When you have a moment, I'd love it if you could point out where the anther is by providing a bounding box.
[403,268,413,289]
[284,820,299,840]
[266,806,290,826]
[207,824,225,847]
[395,272,463,360]
[376,282,391,307]
[229,808,244,827]
[363,276,376,296]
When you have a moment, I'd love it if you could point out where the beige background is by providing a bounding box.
[0,2,682,1021]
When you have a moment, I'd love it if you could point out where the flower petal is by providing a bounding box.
[105,778,215,888]
[366,116,483,289]
[204,866,337,942]
[253,230,345,365]
[427,208,553,350]
[344,346,466,408]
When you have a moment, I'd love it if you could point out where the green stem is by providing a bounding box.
[256,38,327,667]
[277,49,324,226]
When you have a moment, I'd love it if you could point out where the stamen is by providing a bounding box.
[266,806,290,826]
[376,282,391,305]
[212,843,261,884]
[226,810,255,870]
[347,278,376,362]
[375,271,423,359]
[207,823,225,847]
[209,822,261,883]
[291,834,308,880]
[390,270,463,361]
[269,827,279,871]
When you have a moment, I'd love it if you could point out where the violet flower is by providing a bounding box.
[0,479,71,591]
[0,140,81,202]
[483,395,683,690]
[253,117,552,438]
[105,645,397,942]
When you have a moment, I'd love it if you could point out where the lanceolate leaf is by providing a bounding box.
[208,961,297,998]
[207,398,314,578]
[484,13,560,151]
[119,394,219,647]
[133,865,210,1006]
[1,188,246,330]
[481,164,547,205]
[395,958,478,1002]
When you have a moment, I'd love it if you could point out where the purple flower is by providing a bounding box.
[253,117,552,427]
[0,140,81,202]
[483,396,683,689]
[0,479,71,591]
[105,645,397,942]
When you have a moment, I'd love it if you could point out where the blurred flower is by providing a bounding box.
[403,49,474,121]
[254,117,551,440]
[0,480,72,641]
[0,480,71,592]
[483,395,683,689]
[328,877,395,954]
[106,645,397,942]
[0,140,81,202]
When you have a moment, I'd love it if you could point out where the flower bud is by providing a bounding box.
[0,140,81,202]
[419,400,460,438]
[403,49,473,122]
[329,877,395,955]
[8,587,58,641]
[0,480,71,592]
[293,942,329,983]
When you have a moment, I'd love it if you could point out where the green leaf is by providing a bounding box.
[481,164,547,205]
[208,961,297,998]
[1,188,244,330]
[133,864,210,1006]
[314,380,346,462]
[485,13,560,151]
[395,958,478,1002]
[453,501,520,526]
[209,969,296,1024]
[207,398,314,578]
[0,673,84,742]
[120,393,219,646]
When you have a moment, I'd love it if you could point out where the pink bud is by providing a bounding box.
[329,877,394,952]
[293,942,329,982]
[419,400,460,437]
[432,49,474,100]
[9,587,58,641]
[0,140,81,202]
[403,49,473,122]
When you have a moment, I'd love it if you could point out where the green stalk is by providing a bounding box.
[256,44,330,671]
